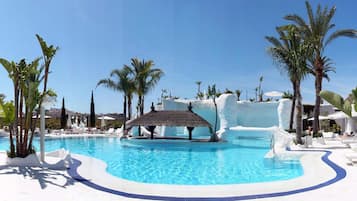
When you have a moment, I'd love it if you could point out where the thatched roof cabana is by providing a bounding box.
[127,103,212,140]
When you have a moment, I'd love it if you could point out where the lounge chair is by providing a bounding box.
[344,143,357,166]
[105,128,115,134]
[114,127,123,136]
[43,148,72,170]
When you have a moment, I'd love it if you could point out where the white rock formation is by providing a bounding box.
[277,99,293,130]
[216,94,238,130]
[162,94,293,137]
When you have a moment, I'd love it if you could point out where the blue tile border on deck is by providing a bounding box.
[67,149,346,201]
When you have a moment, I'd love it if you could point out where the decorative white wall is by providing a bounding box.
[161,94,292,137]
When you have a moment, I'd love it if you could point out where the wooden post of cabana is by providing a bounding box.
[187,126,194,140]
[187,103,194,140]
[148,125,156,139]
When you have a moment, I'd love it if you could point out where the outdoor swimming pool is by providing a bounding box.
[0,134,303,185]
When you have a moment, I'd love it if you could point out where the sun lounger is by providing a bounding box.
[105,128,115,134]
[345,152,357,165]
[114,127,123,136]
[344,143,357,166]
[43,148,72,170]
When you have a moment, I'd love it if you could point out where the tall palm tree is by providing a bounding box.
[97,67,135,130]
[266,25,311,144]
[195,81,202,99]
[235,89,241,101]
[33,35,59,132]
[258,76,263,102]
[126,58,164,116]
[36,34,59,95]
[285,1,357,134]
[1,57,49,157]
[21,58,46,155]
[0,58,21,155]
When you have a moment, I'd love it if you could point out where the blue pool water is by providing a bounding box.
[0,135,303,185]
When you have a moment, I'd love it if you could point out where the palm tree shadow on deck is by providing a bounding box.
[0,165,76,189]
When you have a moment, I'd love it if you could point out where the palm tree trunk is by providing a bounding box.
[138,96,142,116]
[127,95,132,120]
[313,58,323,135]
[43,60,50,95]
[9,123,15,156]
[19,90,24,155]
[123,95,127,131]
[295,80,303,144]
[289,82,297,131]
[23,106,32,155]
[210,98,219,142]
[14,83,20,156]
[140,96,144,115]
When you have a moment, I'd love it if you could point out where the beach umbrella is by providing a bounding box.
[328,111,349,120]
[264,91,283,97]
[98,116,115,120]
[308,115,329,121]
[66,114,72,128]
[100,117,106,128]
[98,116,115,128]
[32,115,51,119]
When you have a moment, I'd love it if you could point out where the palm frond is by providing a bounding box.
[305,1,315,32]
[325,29,357,46]
[97,79,118,91]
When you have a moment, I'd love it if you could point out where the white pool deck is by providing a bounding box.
[0,136,357,201]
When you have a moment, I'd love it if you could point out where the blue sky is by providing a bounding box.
[0,0,356,114]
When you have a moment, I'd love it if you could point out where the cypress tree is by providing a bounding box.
[90,91,96,127]
[60,97,66,129]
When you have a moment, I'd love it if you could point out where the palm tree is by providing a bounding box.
[254,87,258,102]
[36,34,59,95]
[266,25,311,144]
[1,57,49,157]
[126,58,164,116]
[33,34,59,133]
[195,81,202,99]
[235,90,241,101]
[0,58,21,155]
[207,84,219,142]
[258,76,263,102]
[21,58,47,155]
[282,91,293,100]
[285,1,357,135]
[97,67,135,130]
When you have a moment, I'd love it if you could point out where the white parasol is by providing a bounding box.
[264,91,283,97]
